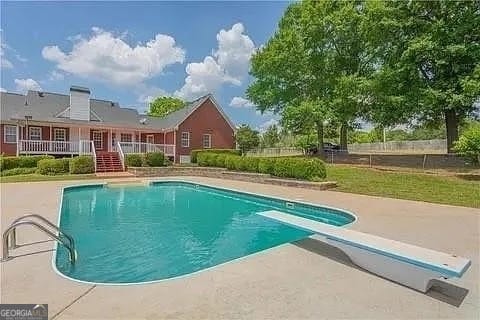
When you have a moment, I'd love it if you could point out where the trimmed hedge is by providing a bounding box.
[125,152,166,167]
[144,152,165,167]
[258,158,276,175]
[125,154,143,167]
[69,156,95,174]
[0,167,37,176]
[196,151,326,181]
[36,158,70,175]
[191,149,241,163]
[0,155,54,171]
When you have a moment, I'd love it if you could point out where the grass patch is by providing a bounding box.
[327,165,480,208]
[0,174,97,183]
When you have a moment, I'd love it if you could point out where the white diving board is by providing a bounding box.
[257,210,471,293]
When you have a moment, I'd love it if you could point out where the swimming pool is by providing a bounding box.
[55,181,356,284]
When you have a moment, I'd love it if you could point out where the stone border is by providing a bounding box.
[128,166,336,191]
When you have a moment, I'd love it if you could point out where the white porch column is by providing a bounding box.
[173,129,176,163]
[16,125,20,156]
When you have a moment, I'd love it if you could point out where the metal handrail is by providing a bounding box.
[8,214,75,250]
[116,141,125,171]
[1,221,76,263]
[91,141,97,172]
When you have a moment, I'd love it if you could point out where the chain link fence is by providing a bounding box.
[348,139,447,154]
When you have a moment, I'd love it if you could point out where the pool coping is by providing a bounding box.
[51,179,358,286]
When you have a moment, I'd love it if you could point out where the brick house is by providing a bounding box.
[0,86,236,171]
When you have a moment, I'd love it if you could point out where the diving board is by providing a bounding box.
[257,210,471,293]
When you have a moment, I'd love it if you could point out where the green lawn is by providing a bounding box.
[327,165,480,208]
[0,174,97,183]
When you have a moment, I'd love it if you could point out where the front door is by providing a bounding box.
[146,135,154,144]
[92,131,103,151]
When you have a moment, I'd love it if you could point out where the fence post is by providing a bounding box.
[422,154,427,171]
[369,154,372,167]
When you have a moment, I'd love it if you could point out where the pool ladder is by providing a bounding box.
[1,214,77,264]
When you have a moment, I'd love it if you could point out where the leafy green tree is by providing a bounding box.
[247,3,330,156]
[454,122,480,164]
[262,124,280,148]
[368,1,480,152]
[148,96,185,118]
[235,125,260,154]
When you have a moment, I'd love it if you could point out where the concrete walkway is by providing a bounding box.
[1,177,478,319]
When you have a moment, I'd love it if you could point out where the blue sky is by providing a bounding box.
[0,1,289,130]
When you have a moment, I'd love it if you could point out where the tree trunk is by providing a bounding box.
[339,123,348,151]
[445,109,459,153]
[315,120,325,158]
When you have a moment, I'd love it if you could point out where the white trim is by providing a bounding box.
[55,107,103,122]
[174,95,236,132]
[181,131,190,148]
[146,134,155,144]
[3,124,17,144]
[53,128,67,141]
[28,126,42,141]
[92,131,103,150]
[202,133,211,149]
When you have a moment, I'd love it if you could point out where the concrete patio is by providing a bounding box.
[1,177,479,319]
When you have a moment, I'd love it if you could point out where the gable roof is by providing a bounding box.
[0,89,236,132]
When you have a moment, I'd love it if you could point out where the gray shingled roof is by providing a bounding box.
[0,90,217,131]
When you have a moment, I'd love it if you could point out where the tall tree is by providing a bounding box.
[148,97,185,118]
[247,3,330,156]
[300,0,377,150]
[368,1,480,152]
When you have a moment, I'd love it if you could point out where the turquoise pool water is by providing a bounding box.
[55,181,355,284]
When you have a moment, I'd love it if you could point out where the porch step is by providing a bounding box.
[96,152,124,173]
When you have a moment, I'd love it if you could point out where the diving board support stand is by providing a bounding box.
[257,210,471,293]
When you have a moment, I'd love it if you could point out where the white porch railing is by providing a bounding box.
[118,142,175,156]
[18,140,93,155]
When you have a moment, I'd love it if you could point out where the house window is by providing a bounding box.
[120,133,132,142]
[53,128,66,141]
[4,125,17,143]
[29,127,42,141]
[181,132,190,148]
[203,134,211,149]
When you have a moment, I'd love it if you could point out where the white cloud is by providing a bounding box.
[257,118,279,132]
[14,78,43,92]
[230,96,255,108]
[42,27,185,86]
[175,23,255,100]
[48,70,65,81]
[1,43,13,69]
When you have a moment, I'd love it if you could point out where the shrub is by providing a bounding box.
[144,152,165,167]
[225,155,240,170]
[273,158,292,178]
[198,152,221,167]
[69,156,95,174]
[0,167,37,176]
[258,158,276,174]
[125,154,143,167]
[214,154,227,167]
[243,157,259,172]
[233,156,247,171]
[273,157,326,181]
[0,155,54,171]
[36,158,70,175]
[454,123,480,164]
[190,149,240,163]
